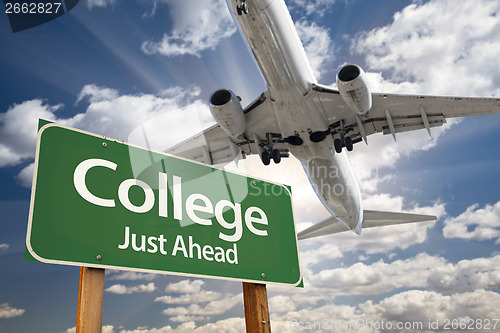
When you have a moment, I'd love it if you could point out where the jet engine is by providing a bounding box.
[336,64,372,115]
[209,89,247,139]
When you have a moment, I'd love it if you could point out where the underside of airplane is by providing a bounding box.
[166,0,500,239]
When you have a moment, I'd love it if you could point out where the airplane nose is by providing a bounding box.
[303,154,363,233]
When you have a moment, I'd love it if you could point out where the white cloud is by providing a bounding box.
[108,271,158,281]
[0,100,61,167]
[268,295,297,313]
[427,255,500,293]
[105,282,156,294]
[164,279,205,294]
[64,325,115,333]
[272,253,500,307]
[155,291,221,305]
[443,201,500,243]
[118,289,499,333]
[15,162,35,188]
[0,244,9,251]
[0,84,212,187]
[67,84,211,147]
[76,84,119,104]
[162,294,242,318]
[141,0,236,57]
[306,253,445,296]
[290,0,336,17]
[0,303,25,318]
[273,302,368,333]
[157,279,242,323]
[354,0,500,97]
[348,119,461,193]
[117,318,245,333]
[360,289,500,332]
[85,0,115,10]
[169,315,208,323]
[295,20,333,79]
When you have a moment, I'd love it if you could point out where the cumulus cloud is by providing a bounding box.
[116,318,245,332]
[290,0,336,17]
[267,257,500,331]
[443,201,500,243]
[104,288,500,332]
[347,118,461,195]
[155,290,221,305]
[427,255,500,293]
[105,282,156,294]
[156,279,242,323]
[307,253,445,296]
[0,100,61,167]
[164,279,205,294]
[360,289,500,332]
[0,303,25,318]
[354,0,500,97]
[64,325,115,333]
[141,0,236,57]
[0,84,212,187]
[162,294,242,320]
[271,253,500,309]
[68,84,211,147]
[0,243,9,251]
[295,20,333,79]
[15,162,35,188]
[108,271,158,281]
[269,295,297,313]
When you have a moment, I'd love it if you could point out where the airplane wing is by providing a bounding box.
[297,210,437,240]
[166,92,285,165]
[311,84,500,145]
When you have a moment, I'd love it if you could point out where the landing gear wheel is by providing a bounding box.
[237,3,248,15]
[272,149,281,164]
[334,139,342,154]
[345,137,353,152]
[261,151,271,166]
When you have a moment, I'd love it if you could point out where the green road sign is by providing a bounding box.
[26,122,301,286]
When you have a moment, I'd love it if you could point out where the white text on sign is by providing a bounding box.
[73,158,269,242]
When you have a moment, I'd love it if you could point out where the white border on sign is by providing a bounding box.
[26,121,303,287]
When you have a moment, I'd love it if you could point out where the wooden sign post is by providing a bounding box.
[76,267,105,333]
[243,282,271,333]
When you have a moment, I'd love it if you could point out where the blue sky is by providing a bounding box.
[1,0,500,332]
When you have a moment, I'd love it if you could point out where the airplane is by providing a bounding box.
[167,0,500,240]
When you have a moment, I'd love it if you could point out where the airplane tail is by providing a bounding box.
[297,210,437,240]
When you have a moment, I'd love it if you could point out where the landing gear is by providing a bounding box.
[255,133,289,166]
[272,149,281,164]
[345,137,353,151]
[334,137,354,153]
[333,120,354,153]
[334,138,342,154]
[237,1,248,15]
[260,149,282,165]
[261,151,271,166]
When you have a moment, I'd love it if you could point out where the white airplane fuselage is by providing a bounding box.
[227,0,363,232]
